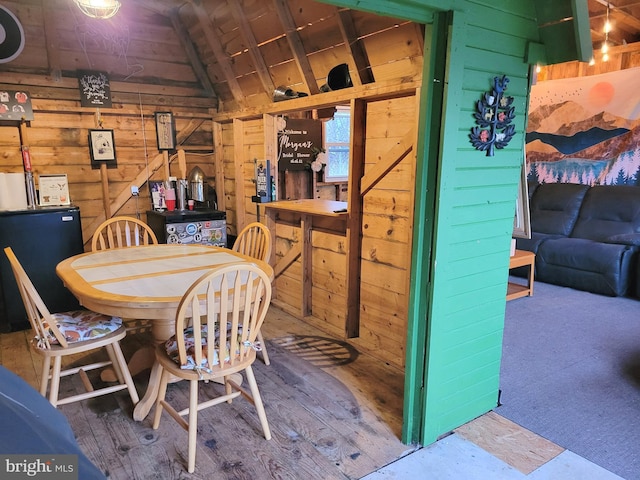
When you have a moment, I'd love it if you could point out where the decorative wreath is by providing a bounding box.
[469,75,516,156]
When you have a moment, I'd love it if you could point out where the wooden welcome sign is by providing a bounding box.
[277,117,322,171]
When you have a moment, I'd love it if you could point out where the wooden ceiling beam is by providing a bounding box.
[169,7,218,101]
[336,9,374,86]
[272,0,320,94]
[211,78,420,122]
[41,0,62,82]
[132,0,180,15]
[190,0,245,105]
[228,0,276,96]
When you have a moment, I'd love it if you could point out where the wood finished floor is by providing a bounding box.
[0,307,413,479]
[0,306,573,479]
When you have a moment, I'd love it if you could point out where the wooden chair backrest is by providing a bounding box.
[232,222,272,263]
[174,263,272,372]
[91,216,158,251]
[3,247,68,349]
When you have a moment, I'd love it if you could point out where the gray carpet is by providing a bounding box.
[497,279,640,480]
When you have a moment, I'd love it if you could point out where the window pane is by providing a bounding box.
[325,107,350,181]
[326,111,351,143]
[326,146,349,179]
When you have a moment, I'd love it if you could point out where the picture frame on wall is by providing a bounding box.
[513,161,531,240]
[149,180,167,211]
[155,112,176,151]
[38,174,70,206]
[88,129,117,169]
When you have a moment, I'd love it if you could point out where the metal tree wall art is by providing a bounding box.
[469,75,516,156]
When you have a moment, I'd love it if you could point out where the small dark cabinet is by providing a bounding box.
[0,207,84,332]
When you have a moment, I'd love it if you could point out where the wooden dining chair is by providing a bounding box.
[91,216,158,251]
[3,247,139,408]
[152,263,272,473]
[232,221,272,263]
[232,221,273,364]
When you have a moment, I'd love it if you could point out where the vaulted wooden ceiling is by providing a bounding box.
[1,0,426,113]
[588,0,640,49]
[1,0,638,115]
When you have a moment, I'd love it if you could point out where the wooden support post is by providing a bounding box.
[263,114,277,201]
[18,121,37,207]
[300,213,313,316]
[100,163,111,219]
[177,149,187,179]
[233,118,246,229]
[163,151,171,180]
[345,98,366,338]
[213,122,226,211]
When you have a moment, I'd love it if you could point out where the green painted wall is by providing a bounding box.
[322,0,549,445]
[418,2,540,444]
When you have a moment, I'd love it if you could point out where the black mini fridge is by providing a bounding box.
[0,206,84,332]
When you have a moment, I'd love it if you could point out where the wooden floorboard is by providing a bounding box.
[455,411,564,475]
[0,306,414,479]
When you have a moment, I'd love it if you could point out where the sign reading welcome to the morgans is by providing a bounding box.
[276,117,322,171]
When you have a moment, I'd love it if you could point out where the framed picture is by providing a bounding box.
[155,112,176,151]
[89,129,117,169]
[149,180,167,211]
[513,161,531,239]
[38,174,70,206]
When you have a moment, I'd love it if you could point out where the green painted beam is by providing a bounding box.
[316,0,436,23]
[403,11,449,445]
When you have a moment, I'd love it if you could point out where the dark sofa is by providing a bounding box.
[515,182,640,297]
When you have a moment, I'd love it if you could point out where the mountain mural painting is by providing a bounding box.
[526,67,640,186]
[526,127,630,155]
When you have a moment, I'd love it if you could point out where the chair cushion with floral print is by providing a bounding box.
[164,325,248,373]
[43,310,123,345]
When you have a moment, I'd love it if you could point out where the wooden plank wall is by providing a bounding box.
[218,119,267,233]
[220,94,416,369]
[0,90,216,248]
[0,0,219,249]
[0,0,424,369]
[350,96,416,368]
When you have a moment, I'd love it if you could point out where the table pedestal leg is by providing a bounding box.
[133,359,163,421]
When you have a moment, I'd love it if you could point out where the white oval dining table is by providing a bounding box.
[56,244,273,421]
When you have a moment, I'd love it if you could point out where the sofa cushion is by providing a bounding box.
[527,180,539,201]
[529,183,589,236]
[536,237,636,296]
[516,232,561,255]
[605,233,640,247]
[571,185,640,242]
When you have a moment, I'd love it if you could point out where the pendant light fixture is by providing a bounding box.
[74,0,121,20]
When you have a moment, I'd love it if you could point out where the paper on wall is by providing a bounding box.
[0,173,28,211]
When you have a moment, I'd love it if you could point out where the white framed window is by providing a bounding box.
[323,105,350,182]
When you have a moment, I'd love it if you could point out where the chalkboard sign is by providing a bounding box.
[0,90,33,121]
[78,70,112,108]
[277,117,322,171]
